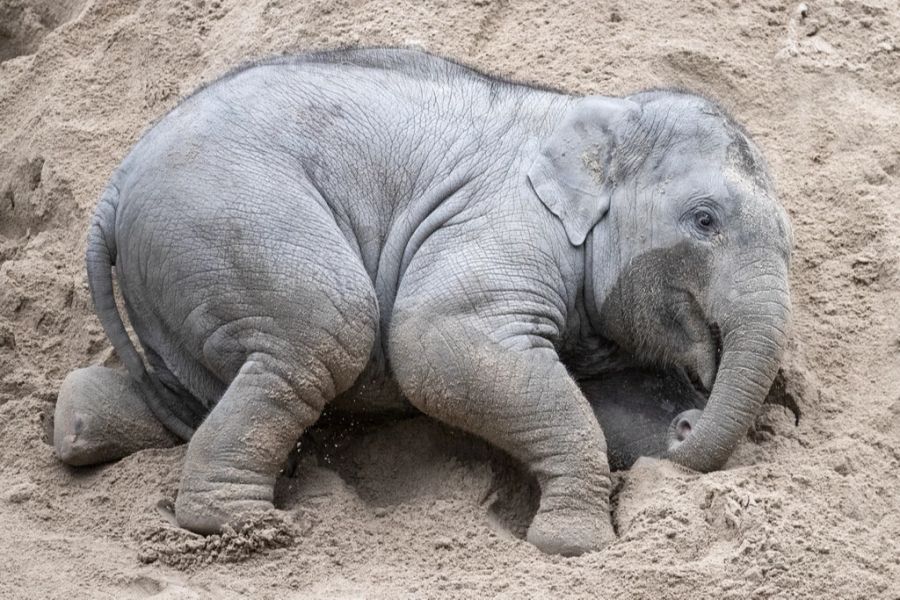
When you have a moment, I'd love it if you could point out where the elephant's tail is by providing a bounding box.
[85,181,195,441]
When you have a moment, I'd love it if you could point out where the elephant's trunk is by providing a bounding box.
[667,261,791,472]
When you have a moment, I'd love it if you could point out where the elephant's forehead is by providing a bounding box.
[651,155,736,197]
[637,132,736,181]
[641,98,732,143]
[649,139,769,200]
[641,102,762,171]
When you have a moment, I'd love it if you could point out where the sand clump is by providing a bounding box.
[136,511,301,569]
[1,0,899,598]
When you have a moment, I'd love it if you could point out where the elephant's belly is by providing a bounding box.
[330,349,413,414]
[152,333,411,425]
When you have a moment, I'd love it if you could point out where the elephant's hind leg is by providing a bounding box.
[54,366,180,466]
[174,354,326,532]
[173,268,378,534]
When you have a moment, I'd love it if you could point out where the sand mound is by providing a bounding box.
[1,0,898,598]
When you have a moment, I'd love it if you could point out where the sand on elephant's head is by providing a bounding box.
[0,0,899,598]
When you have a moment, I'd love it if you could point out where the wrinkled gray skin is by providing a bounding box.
[54,48,792,556]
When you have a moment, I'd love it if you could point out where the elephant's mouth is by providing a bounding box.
[684,322,723,397]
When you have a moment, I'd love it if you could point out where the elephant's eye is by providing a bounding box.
[693,209,717,233]
[695,211,713,228]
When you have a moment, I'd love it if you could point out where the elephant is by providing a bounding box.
[53,48,792,556]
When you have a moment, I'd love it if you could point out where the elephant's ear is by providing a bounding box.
[528,96,640,246]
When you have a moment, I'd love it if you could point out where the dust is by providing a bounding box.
[582,147,607,186]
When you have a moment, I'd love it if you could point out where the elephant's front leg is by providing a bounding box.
[390,313,615,556]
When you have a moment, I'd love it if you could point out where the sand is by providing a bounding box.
[1,0,898,598]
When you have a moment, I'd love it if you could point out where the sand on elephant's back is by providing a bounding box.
[0,0,898,598]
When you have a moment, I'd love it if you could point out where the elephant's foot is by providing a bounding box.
[526,508,616,556]
[518,439,617,556]
[173,353,334,534]
[54,366,180,466]
[175,471,275,534]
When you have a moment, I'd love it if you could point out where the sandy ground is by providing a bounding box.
[1,0,899,598]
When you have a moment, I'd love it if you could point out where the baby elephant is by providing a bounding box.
[55,48,792,556]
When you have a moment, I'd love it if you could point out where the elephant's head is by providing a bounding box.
[528,90,792,472]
